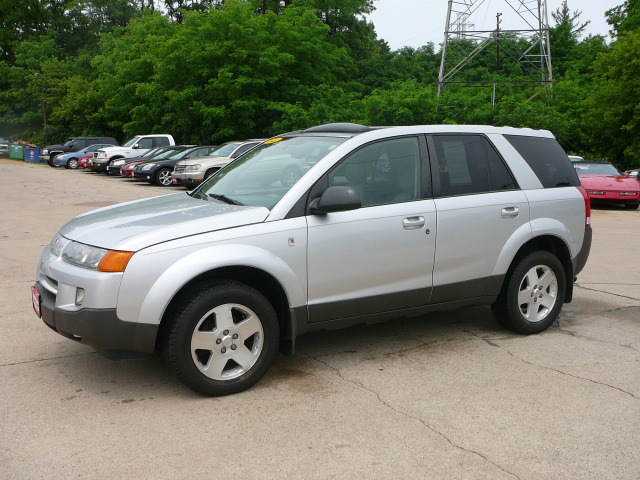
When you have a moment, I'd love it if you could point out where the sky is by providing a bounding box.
[367,0,622,51]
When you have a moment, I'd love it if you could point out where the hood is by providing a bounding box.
[59,193,270,251]
[579,174,640,191]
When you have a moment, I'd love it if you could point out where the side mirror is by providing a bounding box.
[309,186,361,214]
[132,143,139,149]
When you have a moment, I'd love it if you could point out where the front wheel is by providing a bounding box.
[161,280,279,396]
[492,250,565,334]
[280,165,301,187]
[155,167,172,186]
[66,158,79,169]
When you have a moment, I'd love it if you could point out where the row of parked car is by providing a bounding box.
[41,134,640,208]
[42,134,273,189]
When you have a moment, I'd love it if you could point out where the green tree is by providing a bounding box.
[583,31,640,169]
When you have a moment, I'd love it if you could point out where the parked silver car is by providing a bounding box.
[33,123,592,396]
[171,140,264,187]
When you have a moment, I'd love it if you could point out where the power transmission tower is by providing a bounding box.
[437,0,553,104]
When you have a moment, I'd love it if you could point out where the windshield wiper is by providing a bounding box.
[208,193,244,206]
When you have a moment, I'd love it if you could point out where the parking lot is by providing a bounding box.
[1,158,638,479]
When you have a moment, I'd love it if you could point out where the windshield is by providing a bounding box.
[194,135,347,209]
[210,143,241,157]
[123,136,141,147]
[574,163,621,175]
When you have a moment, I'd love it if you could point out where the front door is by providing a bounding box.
[306,136,436,323]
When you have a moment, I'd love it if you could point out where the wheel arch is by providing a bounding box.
[156,266,293,351]
[500,234,574,303]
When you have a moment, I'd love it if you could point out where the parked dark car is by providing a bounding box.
[106,146,172,176]
[41,136,119,166]
[133,146,218,186]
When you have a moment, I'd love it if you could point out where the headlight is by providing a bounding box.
[50,233,70,257]
[142,163,155,171]
[42,149,49,154]
[62,241,109,269]
[186,164,201,171]
[48,233,133,271]
[112,159,125,166]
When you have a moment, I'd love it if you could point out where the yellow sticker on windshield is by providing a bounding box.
[264,137,283,144]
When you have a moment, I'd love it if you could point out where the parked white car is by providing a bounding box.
[92,134,175,173]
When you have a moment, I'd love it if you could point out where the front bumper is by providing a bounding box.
[34,281,158,357]
[171,170,204,186]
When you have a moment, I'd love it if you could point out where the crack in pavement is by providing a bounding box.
[465,331,639,401]
[1,351,96,367]
[554,324,640,354]
[575,284,640,302]
[305,352,521,480]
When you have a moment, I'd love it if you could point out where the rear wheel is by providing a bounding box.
[492,250,565,334]
[625,202,639,210]
[155,167,172,186]
[161,280,279,396]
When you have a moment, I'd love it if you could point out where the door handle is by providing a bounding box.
[403,216,425,229]
[501,206,519,218]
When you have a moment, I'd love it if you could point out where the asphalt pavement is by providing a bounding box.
[1,158,638,479]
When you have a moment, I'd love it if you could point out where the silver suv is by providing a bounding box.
[32,123,592,396]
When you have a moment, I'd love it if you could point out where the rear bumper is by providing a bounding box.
[573,226,592,277]
[34,282,158,357]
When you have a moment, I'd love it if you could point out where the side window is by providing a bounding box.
[153,137,169,147]
[504,135,580,188]
[432,135,489,196]
[232,143,257,158]
[327,137,421,207]
[137,137,154,149]
[484,139,518,191]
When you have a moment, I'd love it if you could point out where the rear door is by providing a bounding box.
[428,134,530,302]
[306,136,436,322]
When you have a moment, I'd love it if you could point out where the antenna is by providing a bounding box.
[437,0,553,104]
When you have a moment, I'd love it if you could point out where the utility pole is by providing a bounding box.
[437,0,553,105]
[34,72,47,144]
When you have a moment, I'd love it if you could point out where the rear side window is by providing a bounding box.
[154,137,170,147]
[504,135,580,188]
[431,135,517,197]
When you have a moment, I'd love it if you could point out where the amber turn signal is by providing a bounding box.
[98,250,134,272]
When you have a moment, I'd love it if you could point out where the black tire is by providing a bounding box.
[155,167,172,186]
[48,154,58,167]
[66,158,79,169]
[160,280,279,396]
[280,165,301,187]
[624,202,639,210]
[491,250,565,334]
[204,168,219,181]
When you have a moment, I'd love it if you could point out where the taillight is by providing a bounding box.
[577,186,591,227]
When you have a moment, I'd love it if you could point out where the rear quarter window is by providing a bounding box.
[504,135,580,188]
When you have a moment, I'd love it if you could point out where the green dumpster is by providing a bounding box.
[10,145,24,160]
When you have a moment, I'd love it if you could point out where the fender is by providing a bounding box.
[493,217,575,277]
[120,243,307,326]
[492,222,534,276]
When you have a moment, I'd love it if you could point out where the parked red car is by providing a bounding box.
[573,161,640,209]
[77,155,93,169]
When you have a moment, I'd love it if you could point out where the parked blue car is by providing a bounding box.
[53,144,114,169]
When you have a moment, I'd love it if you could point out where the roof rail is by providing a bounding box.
[301,123,372,134]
